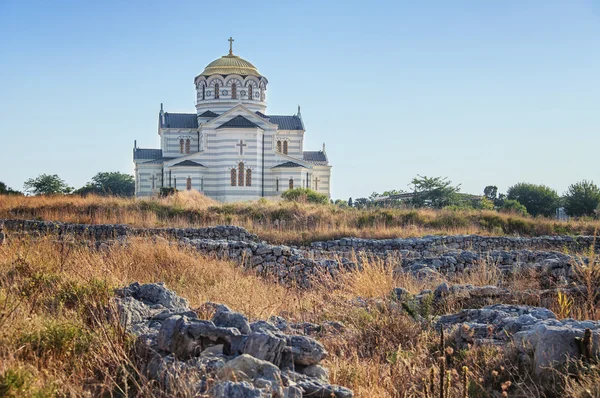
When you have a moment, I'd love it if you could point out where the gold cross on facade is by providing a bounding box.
[228,37,234,55]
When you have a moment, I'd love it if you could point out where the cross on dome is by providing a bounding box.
[228,37,234,55]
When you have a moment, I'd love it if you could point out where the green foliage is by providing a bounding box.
[477,197,495,210]
[334,199,349,207]
[0,367,55,398]
[499,199,528,216]
[483,185,498,201]
[409,175,461,209]
[19,321,93,361]
[564,180,600,217]
[281,188,329,205]
[159,187,177,197]
[0,181,22,195]
[353,198,370,209]
[75,172,135,197]
[506,182,559,217]
[23,174,73,195]
[0,368,31,397]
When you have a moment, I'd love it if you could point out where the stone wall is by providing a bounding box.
[0,219,258,242]
[1,219,589,287]
[310,235,599,254]
[182,238,356,288]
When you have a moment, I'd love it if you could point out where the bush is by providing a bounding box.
[281,188,329,205]
[160,187,177,197]
[19,321,93,361]
[499,199,528,216]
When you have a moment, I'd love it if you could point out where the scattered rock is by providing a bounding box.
[114,282,352,397]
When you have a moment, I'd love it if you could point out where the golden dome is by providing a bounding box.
[199,54,262,77]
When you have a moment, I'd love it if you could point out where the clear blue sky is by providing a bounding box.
[1,0,599,199]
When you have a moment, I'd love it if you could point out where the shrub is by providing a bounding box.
[499,199,528,216]
[19,321,93,361]
[159,187,177,197]
[281,188,329,205]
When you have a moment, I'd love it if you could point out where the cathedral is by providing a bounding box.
[133,38,332,202]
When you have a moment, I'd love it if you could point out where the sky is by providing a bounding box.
[1,0,599,200]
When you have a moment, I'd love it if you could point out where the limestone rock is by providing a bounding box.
[240,331,287,365]
[210,381,269,398]
[158,315,240,358]
[212,304,252,335]
[286,335,327,366]
[216,354,281,385]
[514,319,600,379]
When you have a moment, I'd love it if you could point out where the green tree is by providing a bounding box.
[506,183,558,217]
[564,180,600,217]
[484,185,498,201]
[500,199,528,216]
[75,172,135,196]
[354,197,370,209]
[281,188,329,205]
[409,175,461,208]
[348,197,353,207]
[23,174,73,195]
[0,181,22,195]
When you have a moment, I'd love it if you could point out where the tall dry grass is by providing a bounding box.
[1,234,590,396]
[3,192,600,245]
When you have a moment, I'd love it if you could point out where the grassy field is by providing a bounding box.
[2,192,600,245]
[1,235,598,397]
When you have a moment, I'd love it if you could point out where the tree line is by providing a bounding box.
[3,173,600,219]
[343,176,600,218]
[0,172,135,197]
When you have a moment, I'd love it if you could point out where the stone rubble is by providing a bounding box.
[114,282,353,398]
[436,304,600,380]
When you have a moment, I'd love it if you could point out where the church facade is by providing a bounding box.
[133,39,331,202]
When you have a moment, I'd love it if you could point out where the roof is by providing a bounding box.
[217,115,260,129]
[134,148,162,160]
[160,112,198,129]
[254,112,304,130]
[172,160,206,167]
[198,54,262,77]
[303,151,328,165]
[199,110,219,118]
[143,157,175,164]
[272,161,305,169]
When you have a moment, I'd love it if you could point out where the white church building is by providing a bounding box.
[133,38,331,202]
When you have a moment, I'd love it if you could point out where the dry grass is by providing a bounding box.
[3,192,600,245]
[1,233,592,397]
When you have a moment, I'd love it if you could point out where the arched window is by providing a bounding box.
[289,178,294,190]
[276,178,279,192]
[186,177,192,190]
[180,139,184,153]
[230,169,236,186]
[246,169,252,186]
[231,83,237,99]
[238,162,244,186]
[276,140,282,153]
[283,141,288,155]
[185,138,191,154]
[202,85,205,100]
[248,85,253,100]
[215,83,220,99]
